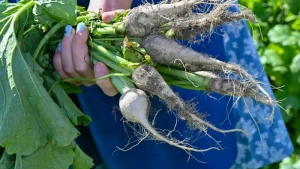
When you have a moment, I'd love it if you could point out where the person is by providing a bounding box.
[52,0,294,169]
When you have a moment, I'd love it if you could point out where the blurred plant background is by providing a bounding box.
[239,0,300,168]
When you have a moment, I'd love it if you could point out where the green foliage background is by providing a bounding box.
[240,0,300,168]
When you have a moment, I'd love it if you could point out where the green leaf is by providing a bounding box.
[268,25,290,44]
[33,0,77,27]
[0,5,79,156]
[72,145,94,169]
[43,75,92,126]
[0,151,15,169]
[282,95,300,111]
[290,54,300,73]
[261,49,283,66]
[2,5,22,15]
[291,19,300,31]
[268,25,300,46]
[14,143,74,169]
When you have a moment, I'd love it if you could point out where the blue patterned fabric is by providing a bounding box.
[76,0,293,169]
[222,21,294,169]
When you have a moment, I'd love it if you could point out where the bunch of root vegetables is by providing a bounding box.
[63,0,275,152]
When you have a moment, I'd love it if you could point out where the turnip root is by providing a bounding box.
[142,34,275,107]
[124,0,255,39]
[124,0,202,37]
[132,65,248,135]
[119,88,219,152]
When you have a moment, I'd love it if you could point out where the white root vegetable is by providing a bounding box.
[132,65,248,135]
[142,34,275,107]
[119,88,219,152]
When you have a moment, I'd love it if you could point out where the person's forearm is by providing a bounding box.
[88,0,133,12]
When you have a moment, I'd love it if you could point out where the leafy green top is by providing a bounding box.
[0,0,93,168]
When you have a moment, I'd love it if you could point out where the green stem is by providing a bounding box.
[92,37,142,42]
[110,69,135,94]
[76,13,97,22]
[90,50,132,73]
[92,40,119,53]
[0,15,11,24]
[63,72,131,83]
[12,1,35,23]
[0,17,12,35]
[171,83,206,91]
[156,65,210,89]
[33,22,65,60]
[111,76,129,94]
[95,28,116,35]
[88,41,134,71]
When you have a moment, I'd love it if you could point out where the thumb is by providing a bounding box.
[94,62,118,96]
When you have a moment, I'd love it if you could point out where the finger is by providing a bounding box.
[102,9,125,23]
[61,25,82,78]
[94,62,118,97]
[53,42,69,79]
[72,22,94,86]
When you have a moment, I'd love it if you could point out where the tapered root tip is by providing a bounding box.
[208,78,275,105]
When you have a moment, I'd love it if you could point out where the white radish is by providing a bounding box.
[119,88,219,152]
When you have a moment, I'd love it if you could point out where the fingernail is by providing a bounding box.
[107,15,115,22]
[76,22,85,33]
[94,63,103,72]
[64,25,72,36]
[57,42,62,52]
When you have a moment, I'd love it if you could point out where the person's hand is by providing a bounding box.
[53,0,132,96]
[88,0,133,22]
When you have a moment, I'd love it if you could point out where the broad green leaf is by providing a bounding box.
[21,26,43,55]
[286,0,300,15]
[2,5,22,15]
[261,49,283,66]
[268,25,290,44]
[14,143,74,169]
[290,54,300,73]
[0,5,79,156]
[268,25,300,46]
[291,19,300,31]
[0,151,15,169]
[43,75,92,126]
[72,145,94,169]
[282,95,300,111]
[33,0,77,27]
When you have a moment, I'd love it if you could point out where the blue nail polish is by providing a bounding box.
[57,42,62,52]
[64,25,72,36]
[76,22,85,33]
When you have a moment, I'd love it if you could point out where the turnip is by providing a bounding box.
[70,0,274,152]
[132,64,248,135]
[0,1,278,166]
[119,88,219,152]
